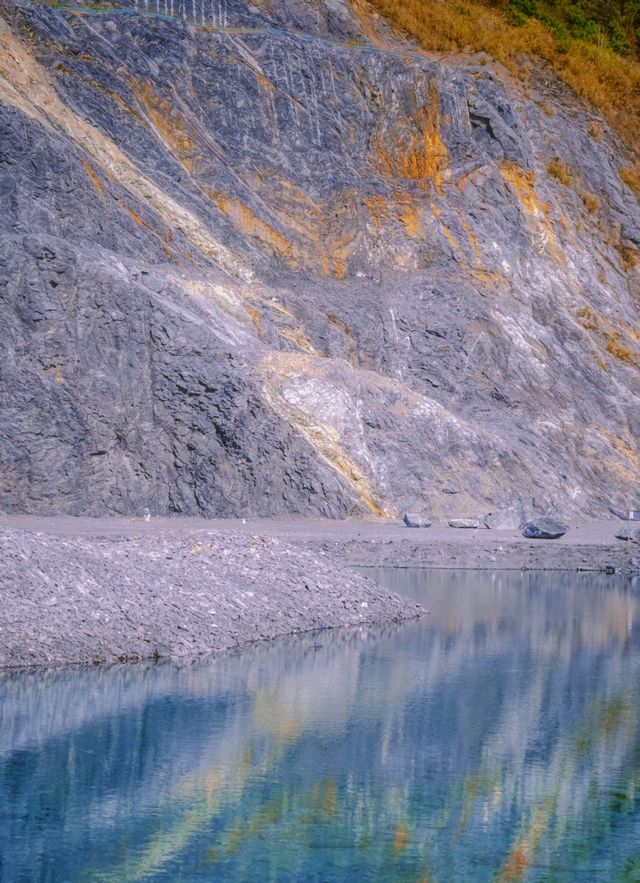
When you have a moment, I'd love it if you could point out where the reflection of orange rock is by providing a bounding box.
[392,821,410,855]
[252,649,362,738]
[497,797,555,882]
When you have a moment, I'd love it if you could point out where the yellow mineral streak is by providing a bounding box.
[81,158,104,194]
[440,224,459,252]
[130,80,201,174]
[373,88,449,193]
[470,268,507,288]
[0,23,251,281]
[395,194,424,237]
[175,275,320,356]
[598,428,640,483]
[500,163,549,216]
[210,192,297,266]
[277,327,322,355]
[202,171,361,279]
[174,275,252,323]
[261,353,387,517]
[254,69,275,92]
[499,162,562,263]
[459,214,480,256]
[577,307,640,369]
[244,304,265,337]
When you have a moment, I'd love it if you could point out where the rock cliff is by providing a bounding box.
[0,0,638,518]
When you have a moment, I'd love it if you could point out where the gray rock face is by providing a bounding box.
[609,507,630,521]
[0,0,639,519]
[403,513,432,528]
[522,518,569,540]
[448,518,481,529]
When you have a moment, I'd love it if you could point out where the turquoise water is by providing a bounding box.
[1,570,640,882]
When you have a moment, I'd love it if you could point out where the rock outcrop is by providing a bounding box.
[0,0,638,519]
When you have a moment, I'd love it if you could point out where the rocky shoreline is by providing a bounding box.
[1,516,637,670]
[0,526,423,670]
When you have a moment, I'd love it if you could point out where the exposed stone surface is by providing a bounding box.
[609,507,629,521]
[0,0,639,520]
[403,513,432,528]
[0,527,423,669]
[449,518,481,529]
[484,508,526,530]
[522,517,569,540]
[614,528,640,541]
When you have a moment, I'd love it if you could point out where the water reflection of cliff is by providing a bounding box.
[1,571,639,882]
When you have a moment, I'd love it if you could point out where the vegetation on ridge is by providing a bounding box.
[503,0,640,58]
[366,0,640,171]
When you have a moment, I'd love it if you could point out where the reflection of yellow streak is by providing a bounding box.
[254,689,303,741]
[80,627,639,880]
[94,738,291,882]
[495,797,556,882]
[493,695,637,881]
[457,772,499,832]
[209,674,638,877]
[214,775,344,860]
[224,794,287,857]
[393,821,410,855]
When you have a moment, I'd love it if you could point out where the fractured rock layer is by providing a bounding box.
[0,0,638,518]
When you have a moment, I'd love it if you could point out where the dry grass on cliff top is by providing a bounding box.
[367,0,640,167]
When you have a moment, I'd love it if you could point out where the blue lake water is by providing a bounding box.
[1,569,640,882]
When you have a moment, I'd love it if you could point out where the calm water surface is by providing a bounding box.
[1,569,640,882]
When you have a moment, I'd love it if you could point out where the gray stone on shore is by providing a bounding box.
[403,513,432,528]
[0,528,423,670]
[617,528,640,544]
[484,509,526,530]
[522,518,569,540]
[449,519,481,529]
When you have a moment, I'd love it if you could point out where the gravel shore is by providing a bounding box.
[1,515,636,670]
[3,514,634,571]
[0,527,423,670]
